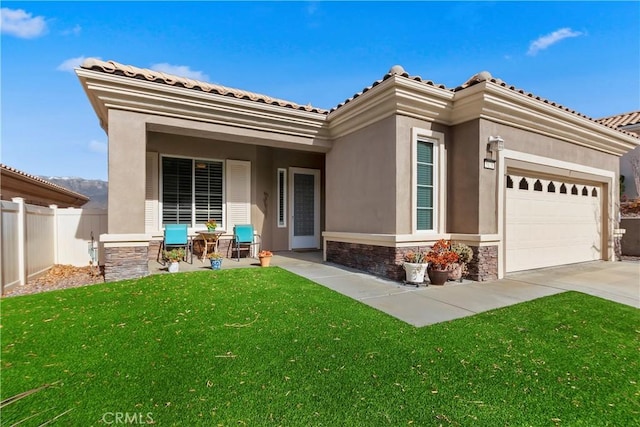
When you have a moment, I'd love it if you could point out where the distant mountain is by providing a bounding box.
[41,177,108,209]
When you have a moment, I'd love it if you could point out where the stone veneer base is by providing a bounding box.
[326,241,498,282]
[466,245,498,281]
[104,245,149,282]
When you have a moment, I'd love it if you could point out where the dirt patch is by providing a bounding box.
[3,265,105,297]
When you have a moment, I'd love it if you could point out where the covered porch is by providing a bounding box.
[77,59,331,282]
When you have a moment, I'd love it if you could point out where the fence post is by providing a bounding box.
[12,197,26,287]
[50,204,59,264]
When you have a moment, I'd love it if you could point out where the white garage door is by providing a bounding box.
[505,173,602,272]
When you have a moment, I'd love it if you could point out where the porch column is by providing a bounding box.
[108,109,147,233]
[103,110,150,282]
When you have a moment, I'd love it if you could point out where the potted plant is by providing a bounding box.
[258,250,273,267]
[163,248,186,273]
[208,252,224,270]
[205,219,217,231]
[402,250,429,285]
[425,239,459,285]
[449,242,473,282]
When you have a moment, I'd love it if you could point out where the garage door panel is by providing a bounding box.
[506,174,601,273]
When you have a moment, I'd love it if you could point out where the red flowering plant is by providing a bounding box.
[425,239,459,271]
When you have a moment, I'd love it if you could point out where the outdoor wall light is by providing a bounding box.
[487,136,505,153]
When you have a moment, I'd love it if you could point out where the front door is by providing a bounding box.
[290,168,320,249]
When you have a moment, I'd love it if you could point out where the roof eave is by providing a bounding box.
[452,81,640,156]
[327,75,454,139]
[75,67,331,143]
[1,166,90,207]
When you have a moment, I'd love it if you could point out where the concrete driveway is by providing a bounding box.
[276,254,639,327]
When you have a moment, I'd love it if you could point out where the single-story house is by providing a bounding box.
[597,111,640,199]
[0,164,89,208]
[76,59,639,282]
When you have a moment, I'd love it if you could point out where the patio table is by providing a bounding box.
[196,230,225,261]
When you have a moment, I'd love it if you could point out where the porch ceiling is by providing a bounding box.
[146,119,332,153]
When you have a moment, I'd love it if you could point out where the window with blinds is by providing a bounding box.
[162,157,224,227]
[416,140,434,230]
[195,160,223,225]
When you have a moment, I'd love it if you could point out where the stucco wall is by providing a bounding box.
[326,116,397,233]
[108,110,147,234]
[448,120,481,234]
[482,120,620,173]
[148,132,259,163]
[326,115,451,235]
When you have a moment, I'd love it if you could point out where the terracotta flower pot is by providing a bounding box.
[259,255,272,267]
[427,267,449,286]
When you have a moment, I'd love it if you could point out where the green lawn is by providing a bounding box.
[1,268,638,426]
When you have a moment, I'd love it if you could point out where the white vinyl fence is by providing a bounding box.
[1,197,107,292]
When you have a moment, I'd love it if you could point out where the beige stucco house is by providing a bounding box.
[76,59,639,282]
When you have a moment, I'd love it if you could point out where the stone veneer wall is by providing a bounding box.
[104,246,149,282]
[326,241,499,282]
[326,241,432,281]
[148,240,162,261]
[466,245,498,281]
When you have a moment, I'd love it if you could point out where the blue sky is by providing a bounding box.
[2,1,639,181]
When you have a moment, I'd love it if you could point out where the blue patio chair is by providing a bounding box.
[157,224,193,265]
[231,224,261,261]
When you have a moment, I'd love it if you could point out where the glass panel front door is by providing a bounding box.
[290,168,320,249]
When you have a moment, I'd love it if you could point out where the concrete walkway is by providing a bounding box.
[274,252,639,327]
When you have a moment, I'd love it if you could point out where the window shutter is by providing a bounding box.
[226,160,251,232]
[145,152,159,232]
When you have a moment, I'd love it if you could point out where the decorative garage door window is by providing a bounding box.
[506,175,597,197]
[505,174,601,272]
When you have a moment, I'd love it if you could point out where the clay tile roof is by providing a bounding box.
[80,58,329,114]
[328,65,451,113]
[457,72,639,138]
[596,111,640,129]
[0,164,90,203]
